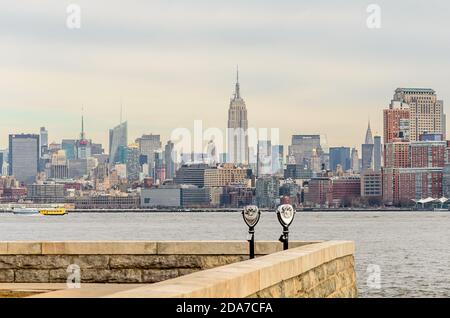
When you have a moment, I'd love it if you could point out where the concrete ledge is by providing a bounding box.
[29,240,352,298]
[0,241,320,255]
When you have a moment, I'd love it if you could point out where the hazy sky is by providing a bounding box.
[1,0,450,152]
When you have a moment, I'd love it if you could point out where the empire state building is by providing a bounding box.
[227,69,249,165]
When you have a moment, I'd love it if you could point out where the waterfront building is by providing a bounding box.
[303,177,332,208]
[174,163,208,188]
[180,185,210,207]
[361,170,382,198]
[66,194,140,209]
[330,175,361,207]
[219,185,255,208]
[140,186,181,208]
[204,163,248,187]
[8,134,40,184]
[109,121,128,166]
[27,183,65,203]
[227,69,249,165]
[392,88,445,141]
[329,147,351,172]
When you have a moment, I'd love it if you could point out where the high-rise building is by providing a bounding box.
[288,135,322,168]
[174,163,208,188]
[227,69,249,165]
[329,147,351,172]
[136,134,161,177]
[164,141,176,180]
[50,150,68,179]
[351,148,359,173]
[383,101,410,143]
[109,121,128,166]
[271,145,284,176]
[39,127,48,157]
[61,139,76,160]
[76,113,91,159]
[126,143,140,182]
[361,122,374,171]
[8,134,40,184]
[257,140,272,176]
[373,136,382,172]
[392,88,445,141]
[204,163,248,187]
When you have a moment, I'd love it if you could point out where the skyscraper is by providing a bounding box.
[164,141,176,180]
[8,134,40,184]
[76,112,91,159]
[227,68,249,165]
[373,135,382,172]
[392,88,445,141]
[383,100,410,143]
[351,148,359,173]
[257,140,272,176]
[109,121,128,166]
[361,121,374,171]
[136,134,161,178]
[329,147,351,172]
[39,127,48,157]
[288,135,322,169]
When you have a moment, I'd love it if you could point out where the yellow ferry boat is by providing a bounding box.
[39,208,67,216]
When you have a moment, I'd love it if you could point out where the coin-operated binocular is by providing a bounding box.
[276,204,296,250]
[242,205,261,259]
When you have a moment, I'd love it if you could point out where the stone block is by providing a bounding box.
[142,269,179,283]
[0,269,14,282]
[109,255,202,269]
[70,255,109,269]
[15,270,49,283]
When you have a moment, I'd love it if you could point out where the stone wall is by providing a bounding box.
[249,255,357,298]
[0,241,314,284]
[0,241,357,298]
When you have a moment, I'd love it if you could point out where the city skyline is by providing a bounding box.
[2,1,450,149]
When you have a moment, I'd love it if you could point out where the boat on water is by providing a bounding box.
[12,207,40,215]
[39,208,67,216]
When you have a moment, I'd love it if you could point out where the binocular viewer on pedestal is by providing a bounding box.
[242,204,296,259]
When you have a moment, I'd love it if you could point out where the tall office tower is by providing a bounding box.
[383,101,410,143]
[256,140,272,177]
[76,113,91,159]
[373,136,382,172]
[288,135,322,169]
[50,150,69,179]
[329,147,351,172]
[8,134,40,184]
[351,148,359,173]
[227,69,249,165]
[126,144,141,183]
[361,121,374,171]
[164,141,176,180]
[39,127,48,157]
[61,139,76,160]
[136,134,161,177]
[392,88,445,141]
[109,121,128,165]
[271,145,284,176]
[0,152,3,175]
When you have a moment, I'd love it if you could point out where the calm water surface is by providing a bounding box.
[0,211,449,298]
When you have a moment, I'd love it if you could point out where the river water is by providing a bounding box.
[0,211,449,298]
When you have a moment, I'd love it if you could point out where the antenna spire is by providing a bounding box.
[235,65,240,99]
